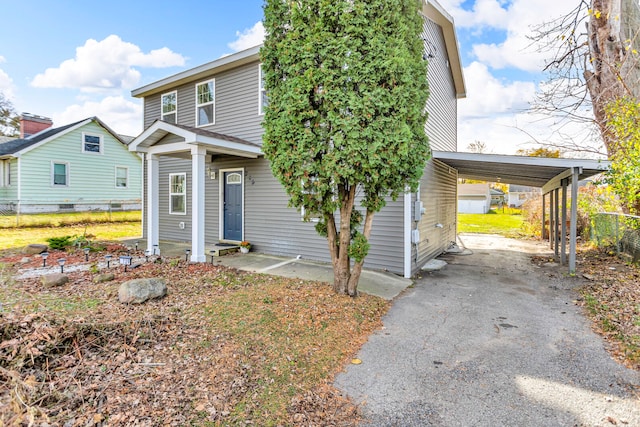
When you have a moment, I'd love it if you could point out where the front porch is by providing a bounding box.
[129,120,262,262]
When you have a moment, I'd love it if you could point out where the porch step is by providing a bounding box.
[210,244,240,257]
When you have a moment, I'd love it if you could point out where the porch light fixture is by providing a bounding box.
[58,258,66,273]
[185,249,191,261]
[207,167,217,180]
[83,247,90,261]
[41,251,49,267]
[120,255,133,272]
[105,254,113,268]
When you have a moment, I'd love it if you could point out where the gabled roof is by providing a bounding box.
[0,117,125,157]
[129,120,262,158]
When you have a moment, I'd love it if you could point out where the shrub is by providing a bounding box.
[46,236,73,251]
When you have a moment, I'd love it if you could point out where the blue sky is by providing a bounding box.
[0,0,589,154]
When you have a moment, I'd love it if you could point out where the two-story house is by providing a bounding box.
[128,0,465,278]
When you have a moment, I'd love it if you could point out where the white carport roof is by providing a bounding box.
[432,151,610,191]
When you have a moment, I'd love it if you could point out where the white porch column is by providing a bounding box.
[191,145,207,262]
[146,153,160,254]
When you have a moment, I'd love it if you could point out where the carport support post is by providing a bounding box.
[553,188,560,258]
[561,179,568,265]
[569,167,580,275]
[541,193,547,240]
[549,190,555,250]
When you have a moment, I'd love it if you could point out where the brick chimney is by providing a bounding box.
[20,113,53,138]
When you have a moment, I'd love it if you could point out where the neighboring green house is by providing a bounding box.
[0,115,142,213]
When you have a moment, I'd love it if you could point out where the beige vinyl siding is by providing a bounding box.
[413,159,457,275]
[143,62,263,145]
[422,16,457,152]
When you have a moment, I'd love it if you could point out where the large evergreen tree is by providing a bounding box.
[261,0,430,295]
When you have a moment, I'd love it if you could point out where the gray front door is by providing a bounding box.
[223,171,243,241]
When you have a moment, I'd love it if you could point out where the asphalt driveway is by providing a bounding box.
[335,234,640,426]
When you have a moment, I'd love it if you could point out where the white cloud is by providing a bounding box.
[31,35,185,92]
[459,61,536,119]
[54,96,143,137]
[0,67,15,99]
[228,21,265,52]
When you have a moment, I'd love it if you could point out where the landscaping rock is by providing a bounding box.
[20,257,31,264]
[41,273,69,288]
[23,244,48,255]
[94,273,115,283]
[118,278,167,304]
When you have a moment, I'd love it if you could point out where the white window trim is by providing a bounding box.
[0,160,8,187]
[81,132,103,154]
[258,64,267,115]
[51,161,69,187]
[115,166,129,189]
[195,79,215,127]
[169,172,187,215]
[161,90,178,123]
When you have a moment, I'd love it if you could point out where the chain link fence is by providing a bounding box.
[591,213,640,262]
[0,199,141,227]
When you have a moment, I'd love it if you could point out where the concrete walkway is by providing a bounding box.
[334,234,640,426]
[121,239,411,300]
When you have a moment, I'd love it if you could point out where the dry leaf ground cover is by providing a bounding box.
[577,247,640,370]
[0,245,389,426]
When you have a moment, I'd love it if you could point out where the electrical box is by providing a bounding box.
[411,229,420,244]
[413,201,426,221]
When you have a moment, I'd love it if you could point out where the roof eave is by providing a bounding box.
[131,45,262,99]
[422,0,466,99]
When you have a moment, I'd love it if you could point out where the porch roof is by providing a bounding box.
[129,120,263,158]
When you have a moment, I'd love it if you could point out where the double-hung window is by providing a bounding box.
[196,79,215,126]
[82,133,102,153]
[115,166,128,188]
[52,162,69,186]
[0,160,10,187]
[161,91,177,123]
[169,173,186,214]
[259,64,268,115]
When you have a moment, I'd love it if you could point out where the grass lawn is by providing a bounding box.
[0,211,142,250]
[458,207,527,238]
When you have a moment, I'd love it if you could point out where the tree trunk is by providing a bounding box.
[328,185,356,295]
[346,209,375,297]
[585,0,640,156]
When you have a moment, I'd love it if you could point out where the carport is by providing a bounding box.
[432,151,610,274]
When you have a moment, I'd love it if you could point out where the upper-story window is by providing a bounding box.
[82,133,103,154]
[259,64,268,115]
[196,79,215,126]
[161,91,177,123]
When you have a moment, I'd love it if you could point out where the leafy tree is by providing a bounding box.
[466,141,487,154]
[515,147,562,158]
[261,0,429,295]
[0,92,20,137]
[604,97,640,214]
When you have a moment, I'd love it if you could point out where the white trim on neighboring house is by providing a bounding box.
[258,64,267,115]
[169,172,187,215]
[403,191,412,279]
[51,161,70,187]
[115,165,129,189]
[161,90,177,123]
[81,132,104,154]
[195,79,215,127]
[218,167,245,243]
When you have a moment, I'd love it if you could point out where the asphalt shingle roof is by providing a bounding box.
[0,119,86,156]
